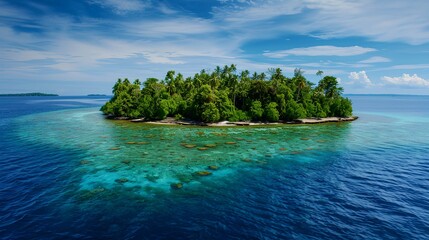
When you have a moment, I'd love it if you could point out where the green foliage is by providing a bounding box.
[154,99,169,120]
[284,100,307,120]
[317,76,343,98]
[314,102,327,118]
[201,102,220,123]
[174,113,183,121]
[100,66,353,122]
[330,97,353,117]
[217,90,235,120]
[265,102,279,122]
[229,110,250,122]
[250,101,264,120]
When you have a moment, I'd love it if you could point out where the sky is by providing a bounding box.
[1,0,429,95]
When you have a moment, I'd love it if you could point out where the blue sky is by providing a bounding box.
[1,0,429,95]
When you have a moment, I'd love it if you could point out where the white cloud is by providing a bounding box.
[348,71,374,87]
[124,18,218,37]
[2,49,60,61]
[387,64,429,70]
[217,0,429,45]
[264,46,376,58]
[2,0,429,95]
[382,74,429,87]
[157,3,177,15]
[300,0,429,45]
[0,1,32,19]
[297,60,368,69]
[1,25,241,72]
[0,4,239,72]
[89,0,148,14]
[216,0,303,23]
[359,56,390,64]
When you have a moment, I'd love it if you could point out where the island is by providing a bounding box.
[0,92,58,96]
[101,65,356,125]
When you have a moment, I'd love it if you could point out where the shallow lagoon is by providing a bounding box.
[2,95,429,239]
[16,108,353,197]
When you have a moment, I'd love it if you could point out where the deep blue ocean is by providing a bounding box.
[1,95,428,239]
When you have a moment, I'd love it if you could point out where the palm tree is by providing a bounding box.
[112,78,122,95]
[209,66,222,89]
[164,70,176,95]
[294,68,304,77]
[295,75,307,102]
[315,76,343,101]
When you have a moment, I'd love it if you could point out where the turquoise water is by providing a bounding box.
[1,95,429,239]
[15,107,354,195]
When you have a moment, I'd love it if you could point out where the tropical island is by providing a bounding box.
[0,92,58,97]
[101,65,356,125]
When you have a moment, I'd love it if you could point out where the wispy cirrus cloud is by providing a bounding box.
[359,56,390,64]
[0,1,238,75]
[122,18,219,37]
[1,0,429,95]
[88,0,149,14]
[217,0,429,45]
[157,2,177,15]
[386,64,429,70]
[215,0,303,23]
[302,0,429,45]
[264,46,376,58]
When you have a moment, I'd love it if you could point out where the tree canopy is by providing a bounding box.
[101,65,353,122]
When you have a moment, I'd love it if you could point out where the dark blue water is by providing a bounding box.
[1,95,429,239]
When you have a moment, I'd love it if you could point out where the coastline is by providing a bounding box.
[111,116,358,126]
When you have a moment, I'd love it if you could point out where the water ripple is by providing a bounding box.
[2,96,429,239]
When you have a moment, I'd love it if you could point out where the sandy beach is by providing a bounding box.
[125,116,358,126]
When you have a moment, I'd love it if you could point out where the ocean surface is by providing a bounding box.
[0,95,428,239]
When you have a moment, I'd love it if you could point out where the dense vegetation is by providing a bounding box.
[0,92,58,96]
[101,65,352,122]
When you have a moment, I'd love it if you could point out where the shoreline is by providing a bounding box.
[111,116,358,126]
